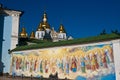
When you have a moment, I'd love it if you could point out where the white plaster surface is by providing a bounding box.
[11,16,20,49]
[112,40,120,80]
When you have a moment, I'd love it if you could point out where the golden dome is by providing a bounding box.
[41,22,50,29]
[59,24,66,33]
[37,23,45,31]
[20,28,28,38]
[37,12,50,31]
[30,31,35,39]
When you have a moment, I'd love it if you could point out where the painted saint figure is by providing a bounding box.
[65,56,70,75]
[40,60,43,73]
[45,60,49,73]
[96,52,103,68]
[102,52,108,68]
[21,58,25,71]
[71,56,77,72]
[34,59,38,72]
[11,56,16,74]
[16,57,21,70]
[85,54,91,70]
[80,56,86,73]
[91,54,99,71]
[26,58,29,71]
[59,59,64,72]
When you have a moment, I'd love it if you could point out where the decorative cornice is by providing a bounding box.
[0,9,22,16]
[111,39,120,44]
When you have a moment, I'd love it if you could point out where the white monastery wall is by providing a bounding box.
[12,39,120,80]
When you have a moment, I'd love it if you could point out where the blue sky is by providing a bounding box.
[1,0,120,38]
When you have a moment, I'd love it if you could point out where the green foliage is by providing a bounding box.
[100,29,107,35]
[18,38,28,46]
[12,33,120,51]
[28,39,51,43]
[111,29,120,34]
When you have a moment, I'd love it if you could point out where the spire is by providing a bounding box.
[43,12,47,22]
[30,31,35,39]
[59,24,66,33]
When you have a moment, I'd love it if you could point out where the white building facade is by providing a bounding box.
[0,6,22,73]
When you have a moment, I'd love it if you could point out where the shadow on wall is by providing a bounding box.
[0,15,5,75]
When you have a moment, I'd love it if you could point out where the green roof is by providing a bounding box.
[12,33,120,51]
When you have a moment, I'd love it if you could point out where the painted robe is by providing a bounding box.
[40,61,43,73]
[71,58,77,72]
[80,57,86,73]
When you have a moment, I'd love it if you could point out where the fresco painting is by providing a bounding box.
[10,44,116,80]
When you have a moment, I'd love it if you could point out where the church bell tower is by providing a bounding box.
[0,5,22,73]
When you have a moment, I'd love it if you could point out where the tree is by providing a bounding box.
[100,29,107,35]
[111,29,120,34]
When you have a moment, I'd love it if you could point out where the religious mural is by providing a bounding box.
[10,44,116,80]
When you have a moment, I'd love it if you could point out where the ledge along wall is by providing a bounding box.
[11,39,120,80]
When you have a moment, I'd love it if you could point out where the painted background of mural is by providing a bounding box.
[10,44,116,80]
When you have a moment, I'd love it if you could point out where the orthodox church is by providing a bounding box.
[1,5,120,80]
[19,12,70,42]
